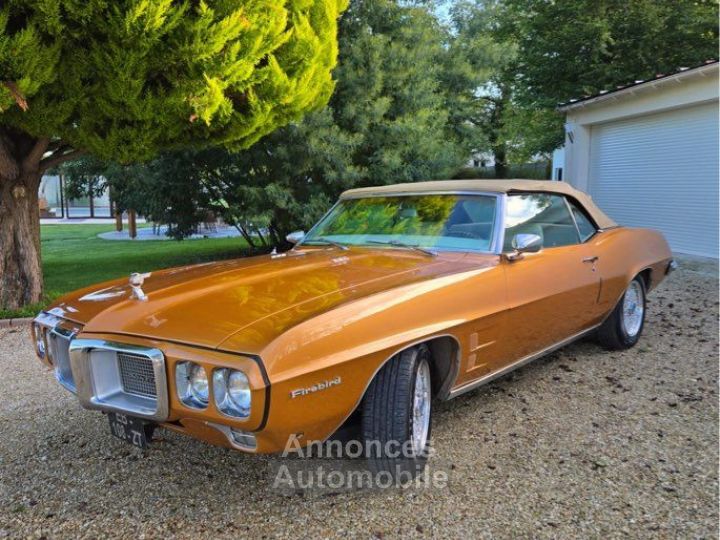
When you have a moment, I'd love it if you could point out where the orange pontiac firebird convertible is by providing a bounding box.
[32,180,674,474]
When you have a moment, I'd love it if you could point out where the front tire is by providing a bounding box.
[361,344,432,481]
[597,276,647,350]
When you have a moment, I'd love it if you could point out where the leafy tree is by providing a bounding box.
[448,0,719,171]
[62,155,220,240]
[446,0,525,178]
[498,0,719,154]
[215,0,481,239]
[68,0,480,244]
[63,108,361,244]
[330,0,469,184]
[503,0,719,107]
[0,0,347,309]
[447,0,564,176]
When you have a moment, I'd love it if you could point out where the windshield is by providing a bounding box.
[303,194,497,252]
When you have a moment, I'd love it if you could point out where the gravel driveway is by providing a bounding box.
[1,261,717,539]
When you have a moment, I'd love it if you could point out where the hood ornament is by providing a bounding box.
[129,272,151,301]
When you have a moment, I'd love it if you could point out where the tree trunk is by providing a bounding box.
[252,224,269,247]
[0,128,54,310]
[0,169,43,309]
[0,127,82,309]
[488,84,509,179]
[232,223,257,248]
[128,209,137,239]
[493,145,507,180]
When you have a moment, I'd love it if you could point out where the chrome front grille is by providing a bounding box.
[118,353,157,398]
[69,339,169,421]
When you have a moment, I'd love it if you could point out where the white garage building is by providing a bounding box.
[553,61,719,258]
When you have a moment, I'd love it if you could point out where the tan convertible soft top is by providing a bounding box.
[340,179,617,229]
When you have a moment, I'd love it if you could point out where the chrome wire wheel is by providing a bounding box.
[622,280,645,337]
[412,359,431,456]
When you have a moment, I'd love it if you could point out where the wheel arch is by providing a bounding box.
[360,333,462,403]
[594,226,671,310]
[425,335,462,400]
[326,333,462,440]
[638,266,653,291]
[598,267,653,331]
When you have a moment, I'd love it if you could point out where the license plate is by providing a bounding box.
[107,412,154,449]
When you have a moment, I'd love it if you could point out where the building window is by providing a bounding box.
[38,174,115,219]
[38,176,64,218]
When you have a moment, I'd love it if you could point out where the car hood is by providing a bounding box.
[49,248,492,353]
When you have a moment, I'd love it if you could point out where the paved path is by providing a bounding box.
[97,225,243,241]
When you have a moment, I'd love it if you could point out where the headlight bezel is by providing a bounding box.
[213,368,251,419]
[175,361,209,409]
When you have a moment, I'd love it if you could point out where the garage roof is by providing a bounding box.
[340,179,617,229]
[559,60,718,112]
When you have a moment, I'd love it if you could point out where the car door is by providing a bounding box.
[565,197,610,324]
[501,193,601,359]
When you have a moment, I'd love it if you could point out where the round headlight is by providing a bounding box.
[176,361,208,408]
[213,368,251,418]
[188,364,209,404]
[227,371,251,411]
[212,369,227,404]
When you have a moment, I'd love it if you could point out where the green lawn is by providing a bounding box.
[1,224,254,319]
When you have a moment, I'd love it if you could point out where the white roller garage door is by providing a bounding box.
[589,102,719,257]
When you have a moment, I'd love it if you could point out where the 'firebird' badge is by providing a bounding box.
[129,272,151,301]
[290,376,342,398]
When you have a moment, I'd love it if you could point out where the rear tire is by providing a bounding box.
[597,276,646,350]
[361,344,432,481]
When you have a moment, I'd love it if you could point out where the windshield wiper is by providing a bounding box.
[367,240,437,257]
[303,237,349,251]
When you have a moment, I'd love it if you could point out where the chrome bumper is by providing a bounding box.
[33,317,169,422]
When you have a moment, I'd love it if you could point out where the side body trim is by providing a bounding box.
[448,323,601,399]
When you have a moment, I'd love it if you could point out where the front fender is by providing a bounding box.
[245,259,507,450]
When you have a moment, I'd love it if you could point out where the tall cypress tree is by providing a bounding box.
[0,0,347,309]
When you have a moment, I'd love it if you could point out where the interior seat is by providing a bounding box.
[541,224,579,247]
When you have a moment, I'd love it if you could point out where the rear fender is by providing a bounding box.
[595,227,672,313]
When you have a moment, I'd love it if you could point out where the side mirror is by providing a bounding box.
[286,230,305,244]
[512,233,542,253]
[506,233,542,261]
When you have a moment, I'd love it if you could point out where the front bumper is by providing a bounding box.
[32,316,268,452]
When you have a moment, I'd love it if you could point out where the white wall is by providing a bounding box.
[551,147,565,180]
[561,66,719,191]
[588,102,718,256]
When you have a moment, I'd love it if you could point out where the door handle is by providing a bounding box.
[583,256,599,263]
